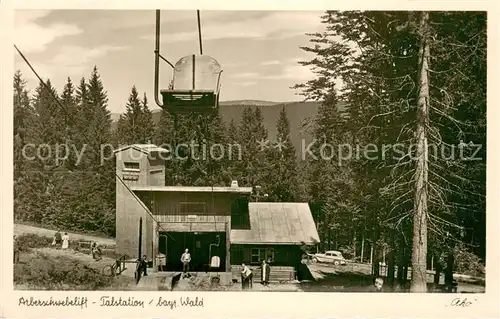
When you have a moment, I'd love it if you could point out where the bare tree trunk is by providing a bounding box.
[370,243,374,264]
[387,234,396,286]
[434,261,442,285]
[328,228,332,250]
[397,247,405,283]
[361,231,365,263]
[373,251,380,277]
[444,251,454,291]
[353,229,357,259]
[410,11,430,293]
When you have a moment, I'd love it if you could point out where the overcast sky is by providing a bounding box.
[14,10,326,114]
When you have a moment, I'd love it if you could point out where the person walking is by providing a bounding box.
[61,232,69,250]
[181,248,191,277]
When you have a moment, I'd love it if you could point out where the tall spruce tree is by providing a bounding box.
[266,106,298,202]
[117,85,143,145]
[86,66,112,168]
[236,106,272,191]
[295,11,486,291]
[140,93,155,143]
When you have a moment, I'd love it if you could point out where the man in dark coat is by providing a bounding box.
[260,260,271,286]
[140,254,148,276]
[54,231,62,246]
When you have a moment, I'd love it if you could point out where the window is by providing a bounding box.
[179,202,206,215]
[251,248,275,263]
[251,248,260,263]
[231,245,244,264]
[124,162,140,170]
[231,197,250,229]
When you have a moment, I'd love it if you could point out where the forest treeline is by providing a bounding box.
[14,11,486,291]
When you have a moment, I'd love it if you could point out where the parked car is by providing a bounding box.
[308,250,347,265]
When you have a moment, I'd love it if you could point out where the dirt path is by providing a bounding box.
[32,247,136,278]
[15,223,116,246]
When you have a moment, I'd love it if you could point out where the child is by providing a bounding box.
[367,277,385,292]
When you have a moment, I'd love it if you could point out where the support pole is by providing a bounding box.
[138,217,143,259]
[197,10,203,55]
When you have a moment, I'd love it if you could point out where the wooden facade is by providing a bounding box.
[115,144,320,277]
[115,144,252,272]
[115,145,167,259]
[230,244,303,267]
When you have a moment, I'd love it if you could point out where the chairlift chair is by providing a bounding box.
[154,10,223,114]
[208,234,221,269]
[160,54,223,114]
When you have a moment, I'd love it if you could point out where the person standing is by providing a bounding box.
[141,255,148,276]
[61,232,69,250]
[91,242,102,261]
[53,230,62,247]
[241,263,253,290]
[181,248,191,276]
[13,235,20,264]
[260,260,271,286]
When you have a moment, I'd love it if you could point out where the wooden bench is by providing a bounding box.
[77,240,92,253]
[231,265,296,283]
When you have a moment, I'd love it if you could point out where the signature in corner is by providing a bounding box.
[450,297,476,308]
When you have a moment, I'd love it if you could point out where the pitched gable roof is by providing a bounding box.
[230,202,320,245]
[114,144,170,155]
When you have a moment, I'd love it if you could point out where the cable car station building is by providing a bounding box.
[115,144,320,281]
[120,16,319,281]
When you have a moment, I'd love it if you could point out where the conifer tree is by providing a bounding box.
[13,70,33,176]
[295,11,486,290]
[140,93,155,143]
[267,106,298,202]
[86,66,112,169]
[236,106,271,189]
[117,85,143,145]
[60,77,78,169]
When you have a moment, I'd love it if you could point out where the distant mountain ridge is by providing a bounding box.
[111,100,328,157]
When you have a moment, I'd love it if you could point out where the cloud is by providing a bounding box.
[143,11,324,43]
[260,60,281,66]
[228,59,315,82]
[235,81,258,87]
[230,72,260,79]
[16,45,127,86]
[51,45,126,73]
[262,64,315,81]
[14,10,83,53]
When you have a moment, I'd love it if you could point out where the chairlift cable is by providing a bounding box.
[14,44,171,237]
